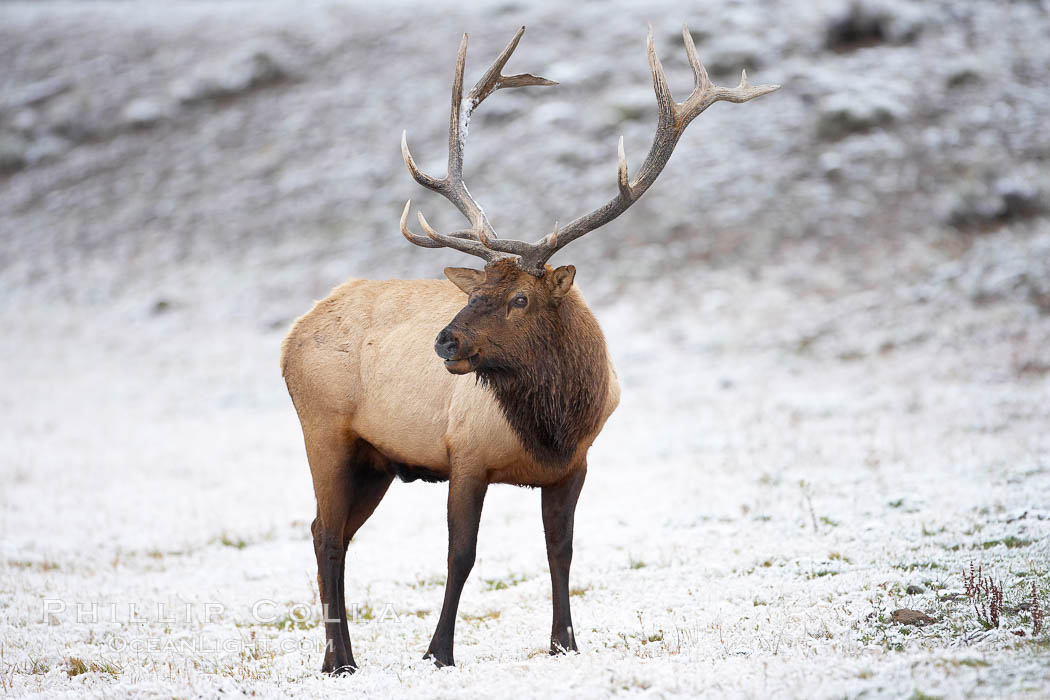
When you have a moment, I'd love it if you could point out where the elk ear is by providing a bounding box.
[444,267,486,295]
[548,265,576,302]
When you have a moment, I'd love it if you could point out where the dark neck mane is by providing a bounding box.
[476,294,609,469]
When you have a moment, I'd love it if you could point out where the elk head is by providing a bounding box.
[433,258,576,375]
[399,25,779,375]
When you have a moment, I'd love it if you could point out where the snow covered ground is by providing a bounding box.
[2,1,1049,697]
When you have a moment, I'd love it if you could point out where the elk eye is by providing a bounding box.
[511,294,528,308]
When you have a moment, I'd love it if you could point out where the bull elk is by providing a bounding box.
[281,24,778,674]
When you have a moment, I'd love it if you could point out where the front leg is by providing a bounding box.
[425,472,488,667]
[542,465,586,654]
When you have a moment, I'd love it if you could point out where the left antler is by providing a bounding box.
[507,24,780,274]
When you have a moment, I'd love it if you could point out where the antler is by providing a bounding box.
[399,24,779,275]
[400,27,557,263]
[510,24,780,273]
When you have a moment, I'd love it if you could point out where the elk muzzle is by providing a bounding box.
[434,327,479,375]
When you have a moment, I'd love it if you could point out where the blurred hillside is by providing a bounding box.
[1,0,1047,327]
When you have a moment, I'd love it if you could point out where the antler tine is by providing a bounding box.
[400,201,481,249]
[416,211,503,262]
[400,27,557,264]
[646,23,677,134]
[401,131,445,193]
[400,201,506,263]
[682,24,711,92]
[400,200,442,248]
[468,26,558,109]
[677,24,780,120]
[516,23,779,271]
[616,135,630,198]
[446,32,470,183]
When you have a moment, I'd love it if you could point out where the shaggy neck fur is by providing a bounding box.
[476,293,609,469]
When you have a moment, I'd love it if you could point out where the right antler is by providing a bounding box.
[400,27,556,264]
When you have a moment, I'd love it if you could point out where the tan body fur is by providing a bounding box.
[282,278,619,490]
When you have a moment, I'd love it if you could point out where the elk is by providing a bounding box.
[280,25,777,674]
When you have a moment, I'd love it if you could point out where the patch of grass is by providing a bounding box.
[642,630,664,644]
[628,556,646,570]
[979,537,1032,550]
[411,574,446,588]
[355,603,375,621]
[8,559,60,572]
[220,534,248,549]
[819,516,840,527]
[570,585,590,598]
[461,609,501,622]
[807,569,839,579]
[908,691,942,700]
[67,657,90,677]
[67,657,120,678]
[483,572,528,591]
[266,611,318,631]
[893,562,946,572]
[828,552,851,563]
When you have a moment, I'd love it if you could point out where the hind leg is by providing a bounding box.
[306,428,393,675]
[335,455,394,655]
[311,512,352,675]
[307,424,356,675]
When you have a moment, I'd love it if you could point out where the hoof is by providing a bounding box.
[322,661,357,676]
[424,651,455,668]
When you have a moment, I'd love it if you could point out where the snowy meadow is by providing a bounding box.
[2,1,1049,698]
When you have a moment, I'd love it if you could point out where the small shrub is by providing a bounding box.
[963,562,1003,629]
[1032,582,1044,637]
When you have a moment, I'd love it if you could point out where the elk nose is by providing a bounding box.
[434,328,460,360]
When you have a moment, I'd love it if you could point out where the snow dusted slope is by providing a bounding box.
[1,1,1048,698]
